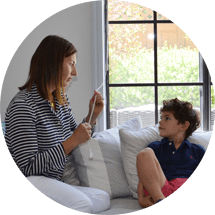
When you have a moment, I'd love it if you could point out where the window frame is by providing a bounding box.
[105,0,212,131]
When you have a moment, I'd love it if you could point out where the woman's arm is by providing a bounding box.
[66,93,95,137]
[5,100,67,178]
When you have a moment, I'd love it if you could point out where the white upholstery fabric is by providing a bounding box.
[119,124,161,198]
[72,117,142,198]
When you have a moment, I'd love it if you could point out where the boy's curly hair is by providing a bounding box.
[160,98,200,138]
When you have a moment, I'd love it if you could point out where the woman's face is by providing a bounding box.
[62,54,77,88]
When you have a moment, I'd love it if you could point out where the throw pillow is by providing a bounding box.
[188,131,212,150]
[61,152,80,186]
[119,124,161,198]
[72,116,142,199]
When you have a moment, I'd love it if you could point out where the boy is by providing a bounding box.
[136,98,205,208]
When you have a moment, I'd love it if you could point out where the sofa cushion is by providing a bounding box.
[119,124,161,198]
[99,197,142,214]
[72,117,142,199]
[119,125,211,198]
[61,152,80,186]
[187,131,211,150]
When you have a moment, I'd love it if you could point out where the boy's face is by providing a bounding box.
[159,111,184,141]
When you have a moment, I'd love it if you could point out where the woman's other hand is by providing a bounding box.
[87,91,104,125]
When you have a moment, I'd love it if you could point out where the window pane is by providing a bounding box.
[110,87,155,128]
[157,24,200,83]
[157,12,169,20]
[158,86,202,126]
[109,24,154,84]
[108,0,153,21]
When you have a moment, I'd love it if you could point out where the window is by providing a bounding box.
[105,0,213,131]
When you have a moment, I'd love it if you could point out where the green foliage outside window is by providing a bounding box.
[109,43,201,109]
[108,0,215,110]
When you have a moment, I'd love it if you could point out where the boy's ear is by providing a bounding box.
[181,121,190,131]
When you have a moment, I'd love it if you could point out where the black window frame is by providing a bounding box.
[105,0,212,131]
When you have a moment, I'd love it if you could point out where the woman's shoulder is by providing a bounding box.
[6,89,32,113]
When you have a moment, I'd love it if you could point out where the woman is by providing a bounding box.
[5,35,109,213]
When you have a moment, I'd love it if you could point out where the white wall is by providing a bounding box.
[1,1,105,127]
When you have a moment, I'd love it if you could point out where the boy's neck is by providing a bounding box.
[168,134,185,150]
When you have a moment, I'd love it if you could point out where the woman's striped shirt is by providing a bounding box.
[5,85,86,180]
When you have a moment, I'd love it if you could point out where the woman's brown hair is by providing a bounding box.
[19,35,77,105]
[160,98,200,138]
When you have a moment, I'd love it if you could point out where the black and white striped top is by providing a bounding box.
[5,85,86,180]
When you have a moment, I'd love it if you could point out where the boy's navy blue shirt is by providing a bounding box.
[148,137,205,181]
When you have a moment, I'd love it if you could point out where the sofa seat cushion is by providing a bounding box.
[100,197,142,214]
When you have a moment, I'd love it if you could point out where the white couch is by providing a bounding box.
[5,117,212,214]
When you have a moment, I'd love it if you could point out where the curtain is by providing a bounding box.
[91,0,107,132]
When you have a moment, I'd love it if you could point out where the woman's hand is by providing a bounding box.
[86,91,104,125]
[62,123,92,155]
[72,123,92,145]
